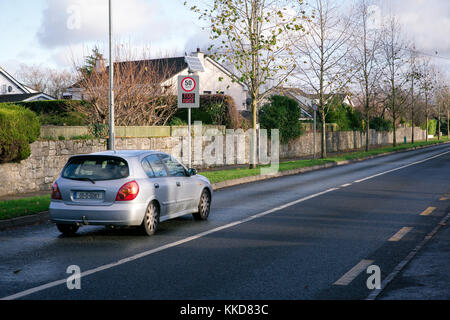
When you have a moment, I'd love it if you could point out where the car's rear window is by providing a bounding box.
[62,156,129,181]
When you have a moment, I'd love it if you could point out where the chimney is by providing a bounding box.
[95,58,106,73]
[193,48,205,60]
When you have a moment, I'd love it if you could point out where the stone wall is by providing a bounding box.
[280,127,427,158]
[0,127,426,197]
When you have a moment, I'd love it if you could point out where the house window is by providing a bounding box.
[216,91,224,94]
[203,91,212,95]
[8,86,13,93]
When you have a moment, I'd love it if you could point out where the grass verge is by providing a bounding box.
[201,138,450,184]
[0,195,51,221]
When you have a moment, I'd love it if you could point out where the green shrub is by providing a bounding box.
[172,95,241,129]
[370,117,393,132]
[89,123,109,138]
[325,99,362,131]
[18,100,90,126]
[259,95,303,144]
[420,119,438,135]
[70,134,95,140]
[0,103,40,163]
[167,117,187,126]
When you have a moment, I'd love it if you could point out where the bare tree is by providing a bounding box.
[351,0,383,151]
[417,58,436,141]
[292,0,354,158]
[405,45,421,143]
[73,47,178,126]
[435,73,449,139]
[189,0,307,167]
[380,15,409,146]
[15,64,77,99]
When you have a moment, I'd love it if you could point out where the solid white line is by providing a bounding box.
[353,150,450,184]
[334,259,374,286]
[341,183,352,187]
[2,148,449,300]
[1,187,340,301]
[388,227,413,242]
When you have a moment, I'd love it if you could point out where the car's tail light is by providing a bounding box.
[51,182,63,200]
[116,181,140,201]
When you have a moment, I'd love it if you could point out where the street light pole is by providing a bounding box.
[108,0,115,151]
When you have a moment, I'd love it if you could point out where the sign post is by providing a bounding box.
[178,75,200,168]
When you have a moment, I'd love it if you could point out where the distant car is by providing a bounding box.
[49,150,213,236]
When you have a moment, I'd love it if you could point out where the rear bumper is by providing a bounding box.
[49,201,147,226]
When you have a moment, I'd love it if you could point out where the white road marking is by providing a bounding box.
[388,227,413,242]
[420,207,436,216]
[2,148,449,300]
[341,183,352,187]
[353,150,450,184]
[334,259,374,286]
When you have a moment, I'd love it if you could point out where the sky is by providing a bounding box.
[0,0,449,77]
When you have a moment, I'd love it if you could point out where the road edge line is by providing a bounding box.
[365,212,450,300]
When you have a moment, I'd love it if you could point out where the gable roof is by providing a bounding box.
[0,93,56,103]
[0,67,30,94]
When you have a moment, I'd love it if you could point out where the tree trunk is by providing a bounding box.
[366,117,370,151]
[392,113,397,147]
[250,98,258,169]
[321,112,327,158]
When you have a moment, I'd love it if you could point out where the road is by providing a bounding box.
[0,143,449,300]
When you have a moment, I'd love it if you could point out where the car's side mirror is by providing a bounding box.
[187,168,197,176]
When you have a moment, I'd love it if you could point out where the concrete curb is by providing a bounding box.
[0,211,50,231]
[0,141,449,231]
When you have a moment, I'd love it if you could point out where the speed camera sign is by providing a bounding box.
[178,75,200,108]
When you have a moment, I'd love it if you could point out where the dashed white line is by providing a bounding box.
[334,259,374,286]
[388,227,413,242]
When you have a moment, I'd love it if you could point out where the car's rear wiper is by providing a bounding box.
[67,177,96,184]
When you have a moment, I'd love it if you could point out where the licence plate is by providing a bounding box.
[74,191,104,200]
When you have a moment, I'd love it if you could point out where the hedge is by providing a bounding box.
[420,119,438,135]
[18,100,89,126]
[172,94,241,129]
[259,95,303,144]
[0,103,40,163]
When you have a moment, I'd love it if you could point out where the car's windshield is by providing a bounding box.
[62,156,129,181]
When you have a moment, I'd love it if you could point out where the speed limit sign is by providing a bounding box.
[178,75,200,108]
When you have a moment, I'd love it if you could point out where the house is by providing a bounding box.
[0,66,56,103]
[271,87,354,120]
[63,49,249,111]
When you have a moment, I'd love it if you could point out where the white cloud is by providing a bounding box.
[37,0,167,48]
[379,0,450,57]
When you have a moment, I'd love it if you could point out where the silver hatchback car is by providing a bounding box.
[50,150,213,236]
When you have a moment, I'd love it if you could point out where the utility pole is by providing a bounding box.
[108,0,115,151]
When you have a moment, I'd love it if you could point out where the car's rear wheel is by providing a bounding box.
[193,189,211,221]
[56,224,79,236]
[141,201,160,236]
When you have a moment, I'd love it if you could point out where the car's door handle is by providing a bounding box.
[154,183,160,189]
[176,182,181,187]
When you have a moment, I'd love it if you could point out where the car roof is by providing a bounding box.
[86,150,165,158]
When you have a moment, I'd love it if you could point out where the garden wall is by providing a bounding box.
[0,127,426,197]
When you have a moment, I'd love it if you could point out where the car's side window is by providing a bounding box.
[158,154,187,177]
[141,158,155,178]
[145,155,168,177]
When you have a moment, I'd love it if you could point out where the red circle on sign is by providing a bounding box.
[181,77,196,92]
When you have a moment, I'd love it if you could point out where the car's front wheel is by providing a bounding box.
[56,224,79,236]
[193,189,211,221]
[141,201,160,236]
